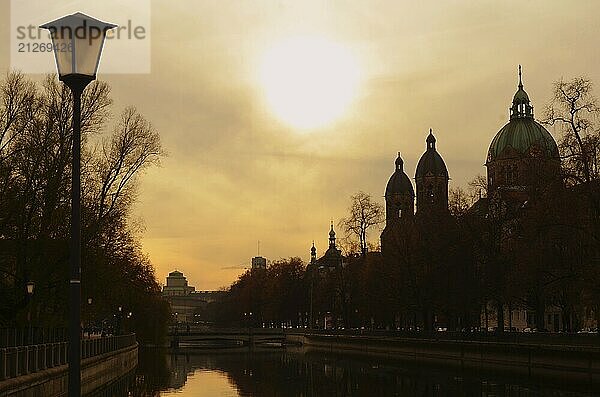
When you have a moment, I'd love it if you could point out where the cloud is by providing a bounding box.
[4,0,599,289]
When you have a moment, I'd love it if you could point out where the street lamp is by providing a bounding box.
[26,281,34,295]
[86,298,93,336]
[41,13,116,397]
[117,306,123,335]
[26,281,34,342]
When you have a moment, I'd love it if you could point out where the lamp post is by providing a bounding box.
[87,298,92,336]
[26,281,34,343]
[41,13,116,397]
[117,306,123,335]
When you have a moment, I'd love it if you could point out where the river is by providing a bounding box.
[93,347,598,396]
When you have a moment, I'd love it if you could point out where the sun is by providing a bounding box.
[259,36,361,130]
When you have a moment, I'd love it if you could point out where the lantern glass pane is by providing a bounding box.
[73,29,106,76]
[49,27,75,76]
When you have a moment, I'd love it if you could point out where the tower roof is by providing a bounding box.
[319,222,343,267]
[415,129,448,179]
[385,152,414,197]
[426,131,436,145]
[395,152,404,169]
[487,66,559,162]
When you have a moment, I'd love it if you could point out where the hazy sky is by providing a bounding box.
[2,1,600,290]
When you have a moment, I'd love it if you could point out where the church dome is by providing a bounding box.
[488,118,559,162]
[385,153,414,197]
[487,66,559,162]
[415,130,448,179]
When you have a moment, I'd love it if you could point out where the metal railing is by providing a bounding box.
[0,328,68,348]
[0,334,136,381]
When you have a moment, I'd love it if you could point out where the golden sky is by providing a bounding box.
[2,1,600,290]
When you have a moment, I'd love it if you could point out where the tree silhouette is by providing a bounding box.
[0,71,169,343]
[339,191,384,256]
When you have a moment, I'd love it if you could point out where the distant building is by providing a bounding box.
[162,270,195,296]
[162,270,224,323]
[318,222,345,270]
[251,256,267,270]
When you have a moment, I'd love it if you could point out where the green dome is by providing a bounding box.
[488,118,559,161]
[488,66,559,162]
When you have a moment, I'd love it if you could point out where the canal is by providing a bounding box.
[95,348,598,396]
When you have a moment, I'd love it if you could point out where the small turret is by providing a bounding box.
[385,152,415,223]
[415,129,449,213]
[329,221,336,248]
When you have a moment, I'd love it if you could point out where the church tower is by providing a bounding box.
[385,152,415,224]
[415,130,449,214]
[316,222,343,269]
[486,66,560,194]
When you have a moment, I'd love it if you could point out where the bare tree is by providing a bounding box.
[0,72,37,160]
[468,174,488,198]
[543,77,599,184]
[0,72,168,340]
[448,175,487,218]
[449,187,471,218]
[90,106,164,232]
[339,191,384,256]
[543,77,600,247]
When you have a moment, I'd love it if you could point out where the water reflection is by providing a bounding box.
[103,348,597,396]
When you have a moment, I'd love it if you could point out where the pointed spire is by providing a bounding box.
[510,65,533,119]
[395,152,404,171]
[310,241,317,263]
[329,221,336,248]
[518,64,523,89]
[426,129,436,150]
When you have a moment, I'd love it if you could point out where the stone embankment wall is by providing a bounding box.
[0,343,137,397]
[286,333,600,384]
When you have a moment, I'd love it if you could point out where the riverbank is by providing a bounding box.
[286,332,600,386]
[0,338,138,397]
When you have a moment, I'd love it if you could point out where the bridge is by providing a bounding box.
[167,326,285,348]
